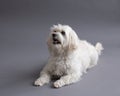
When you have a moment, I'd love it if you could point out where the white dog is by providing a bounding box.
[34,24,103,88]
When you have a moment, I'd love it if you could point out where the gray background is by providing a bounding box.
[0,0,120,96]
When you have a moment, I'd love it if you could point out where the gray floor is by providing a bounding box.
[0,0,120,96]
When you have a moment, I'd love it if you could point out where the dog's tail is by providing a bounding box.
[95,42,104,55]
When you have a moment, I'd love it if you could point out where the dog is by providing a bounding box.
[34,24,103,88]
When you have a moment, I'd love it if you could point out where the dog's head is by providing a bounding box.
[47,24,79,55]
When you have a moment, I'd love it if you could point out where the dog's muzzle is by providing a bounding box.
[52,34,61,44]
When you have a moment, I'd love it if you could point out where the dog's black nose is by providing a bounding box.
[52,34,57,38]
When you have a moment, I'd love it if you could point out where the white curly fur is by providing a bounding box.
[34,24,103,88]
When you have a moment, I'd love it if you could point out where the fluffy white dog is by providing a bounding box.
[34,24,103,88]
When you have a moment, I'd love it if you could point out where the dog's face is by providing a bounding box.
[47,24,79,54]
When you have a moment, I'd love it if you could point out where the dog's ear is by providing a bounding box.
[47,37,53,53]
[68,30,79,51]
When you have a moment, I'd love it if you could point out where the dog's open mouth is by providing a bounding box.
[53,38,61,44]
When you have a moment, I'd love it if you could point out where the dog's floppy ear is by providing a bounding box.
[68,30,79,51]
[47,36,53,54]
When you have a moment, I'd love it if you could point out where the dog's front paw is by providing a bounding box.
[53,80,65,88]
[34,78,44,86]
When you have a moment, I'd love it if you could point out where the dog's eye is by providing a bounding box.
[61,31,65,35]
